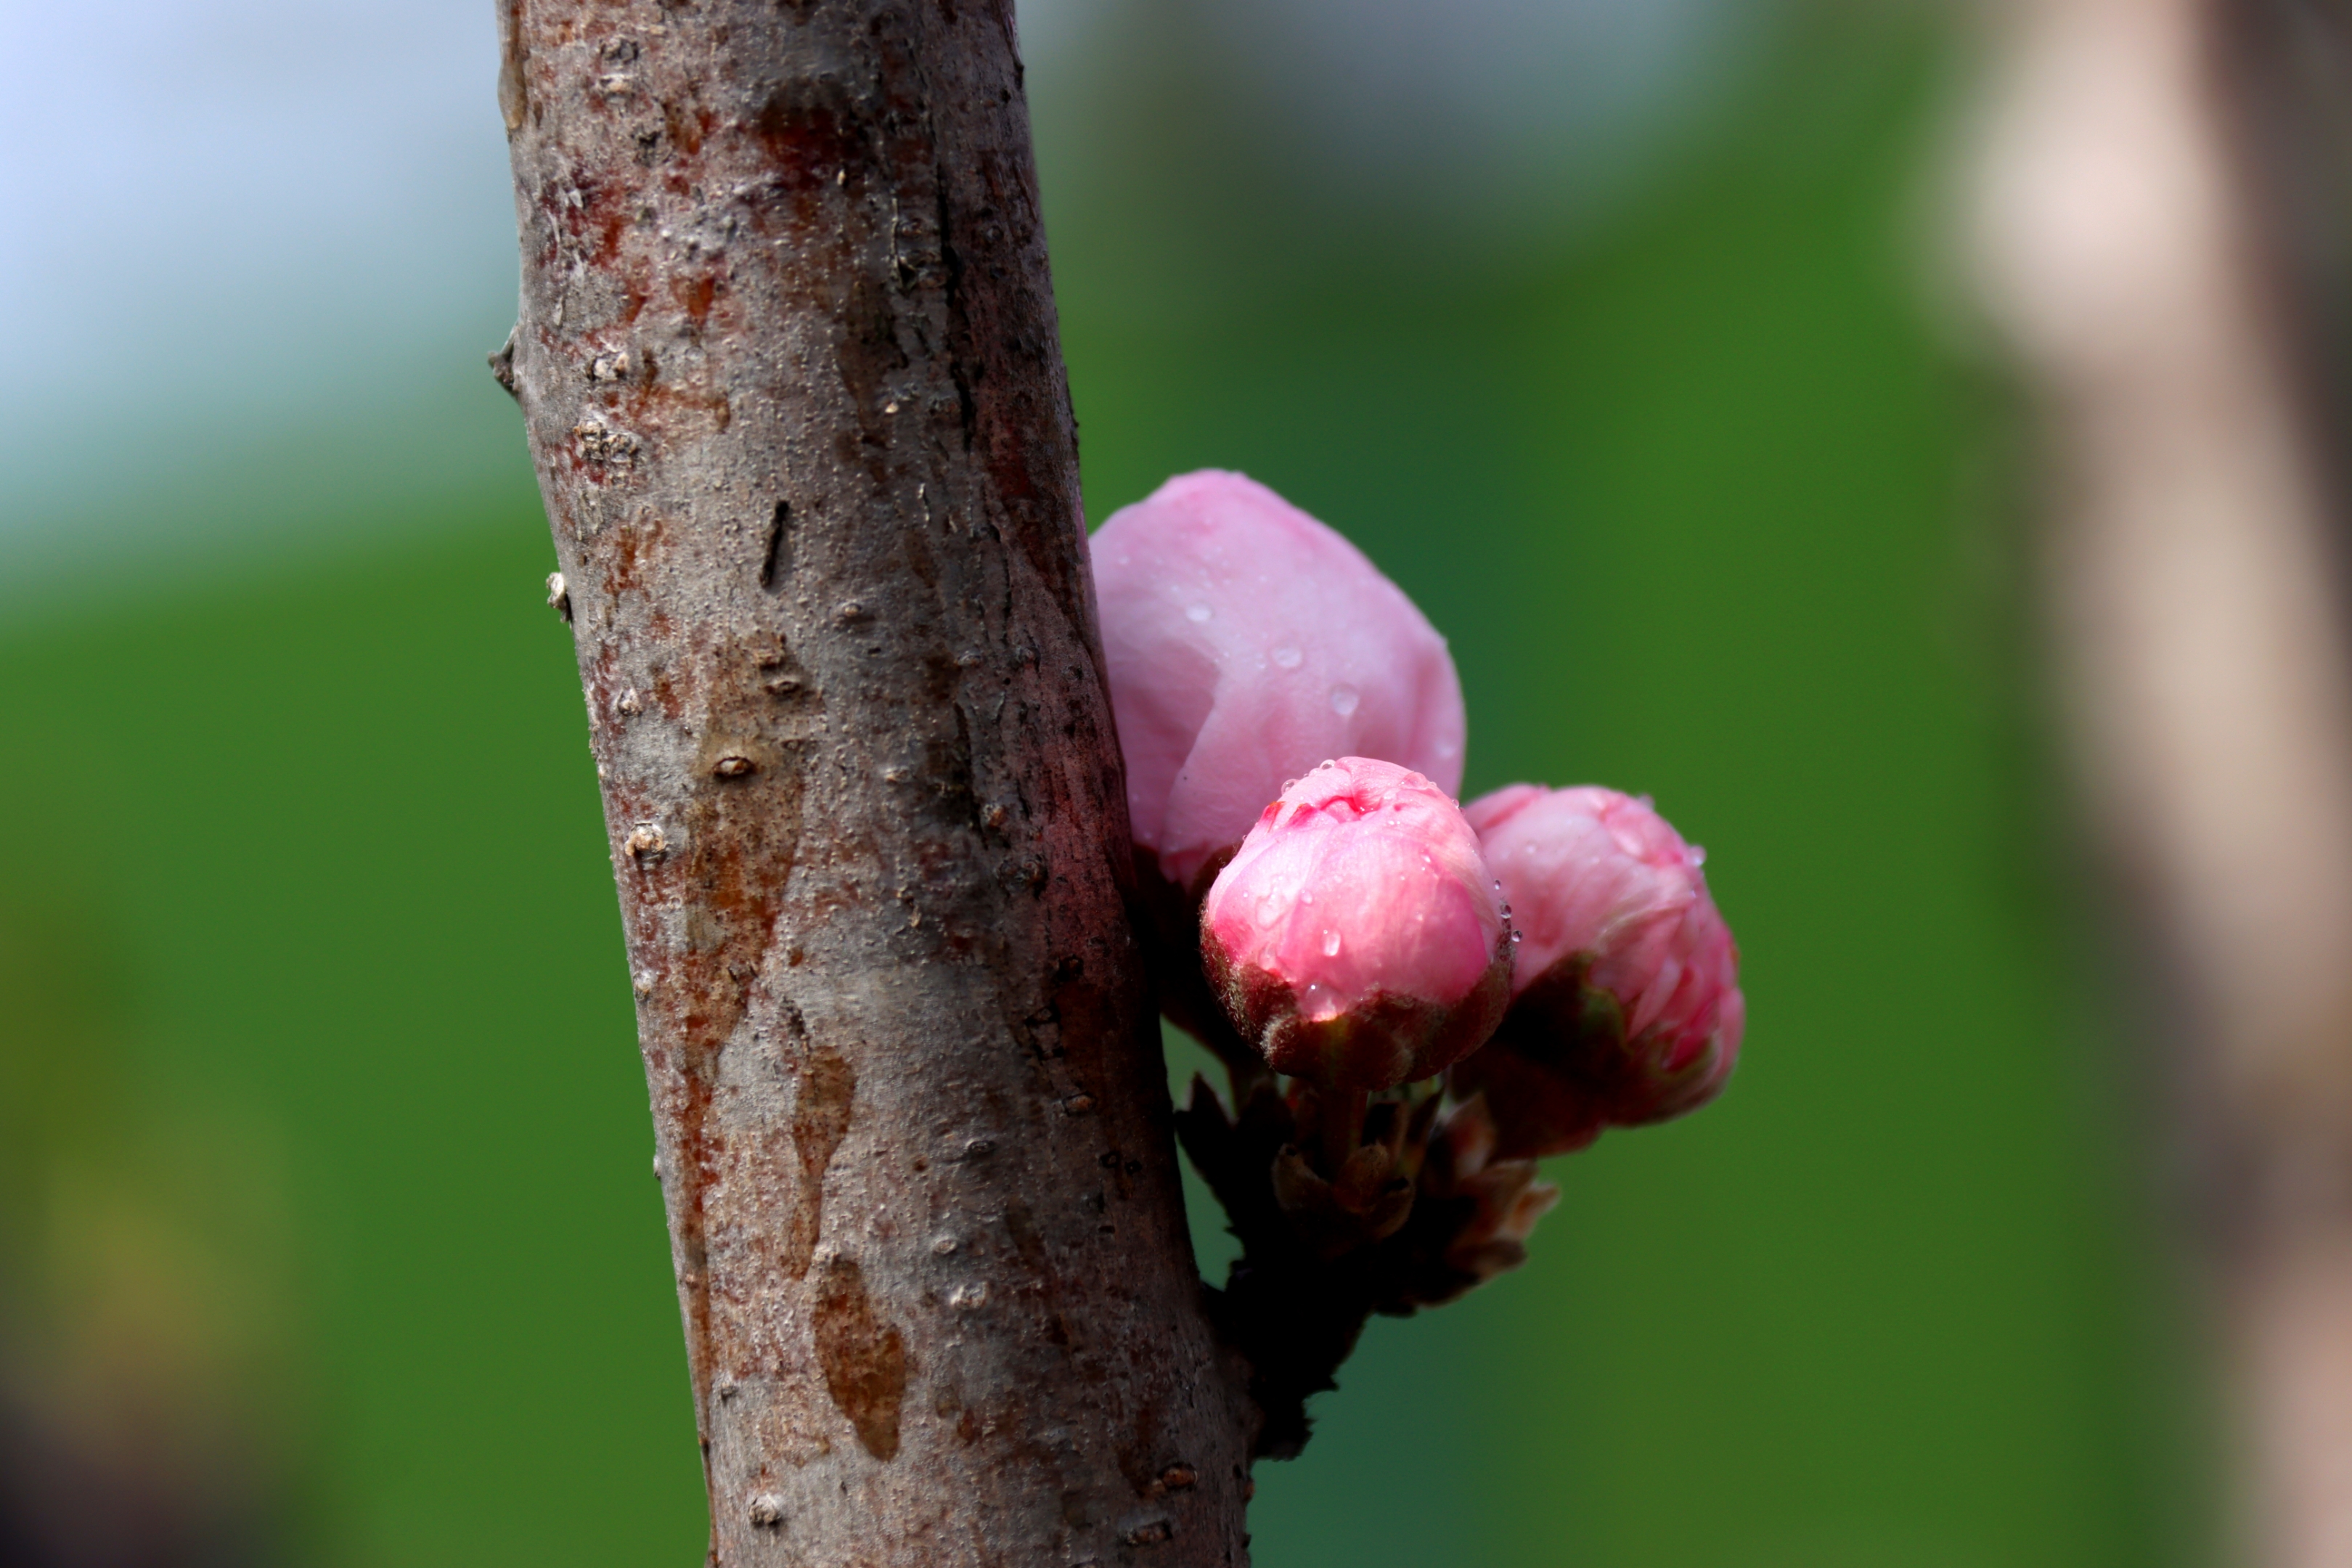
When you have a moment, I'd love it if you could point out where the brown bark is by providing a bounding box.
[494,4,1254,1563]
[1967,2,2352,1562]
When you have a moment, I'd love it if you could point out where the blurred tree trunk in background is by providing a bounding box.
[494,3,1251,1563]
[1969,1,2352,1563]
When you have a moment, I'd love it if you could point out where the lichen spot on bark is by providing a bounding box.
[813,1254,907,1461]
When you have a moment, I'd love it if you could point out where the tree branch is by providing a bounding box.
[1969,2,2352,1561]
[498,4,1253,1561]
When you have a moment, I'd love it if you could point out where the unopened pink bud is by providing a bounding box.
[1200,759,1511,1090]
[1452,785,1744,1156]
[1091,470,1466,896]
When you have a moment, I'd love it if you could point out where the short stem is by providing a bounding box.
[1225,1053,1274,1108]
[1320,1087,1368,1176]
[1191,1011,1273,1106]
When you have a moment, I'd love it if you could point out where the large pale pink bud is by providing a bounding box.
[1452,785,1744,1157]
[1201,759,1511,1090]
[1091,470,1466,897]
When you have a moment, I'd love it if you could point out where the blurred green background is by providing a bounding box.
[0,3,2191,1564]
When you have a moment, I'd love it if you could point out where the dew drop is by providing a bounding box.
[1511,930,1524,944]
[1322,931,1342,957]
[1435,740,1459,759]
[1185,603,1213,624]
[1328,685,1360,717]
[1272,645,1303,669]
[1689,845,1707,867]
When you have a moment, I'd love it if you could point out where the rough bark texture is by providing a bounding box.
[1968,2,2352,1562]
[496,4,1254,1563]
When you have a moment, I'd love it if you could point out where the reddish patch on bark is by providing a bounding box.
[813,1256,907,1461]
[608,630,809,1429]
[1049,968,1119,1076]
[662,386,732,431]
[667,1050,722,1379]
[650,667,682,719]
[753,83,867,190]
[784,1046,855,1278]
[661,95,710,157]
[551,171,630,268]
[603,513,664,597]
[1114,1395,1164,1498]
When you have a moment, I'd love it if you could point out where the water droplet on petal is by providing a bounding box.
[1511,930,1524,944]
[1185,603,1212,623]
[1328,685,1360,717]
[1435,740,1458,759]
[1689,845,1707,866]
[1272,645,1303,669]
[1322,931,1342,957]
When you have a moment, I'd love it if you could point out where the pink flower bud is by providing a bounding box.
[1200,759,1511,1090]
[1091,470,1466,896]
[1452,785,1744,1156]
